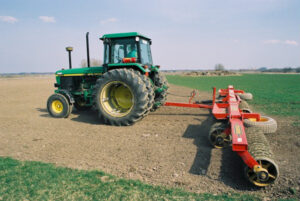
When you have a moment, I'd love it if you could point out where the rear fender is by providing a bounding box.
[107,63,147,74]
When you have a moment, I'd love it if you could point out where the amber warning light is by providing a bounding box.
[122,57,137,63]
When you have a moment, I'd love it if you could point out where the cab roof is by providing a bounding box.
[100,32,150,40]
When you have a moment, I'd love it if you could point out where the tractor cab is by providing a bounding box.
[101,32,153,66]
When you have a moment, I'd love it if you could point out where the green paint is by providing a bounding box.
[55,66,105,75]
[108,63,147,73]
[51,32,166,109]
[101,32,150,40]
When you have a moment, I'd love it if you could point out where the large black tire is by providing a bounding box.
[244,116,277,134]
[93,69,149,126]
[152,72,168,111]
[133,70,154,116]
[47,93,71,118]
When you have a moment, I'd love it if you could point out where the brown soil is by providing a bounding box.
[0,76,299,199]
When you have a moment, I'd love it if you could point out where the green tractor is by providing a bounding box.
[47,32,168,126]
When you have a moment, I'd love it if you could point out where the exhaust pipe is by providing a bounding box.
[66,47,73,69]
[86,32,90,67]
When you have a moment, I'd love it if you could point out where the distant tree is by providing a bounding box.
[257,67,268,72]
[282,67,293,73]
[215,64,225,71]
[296,67,300,73]
[81,59,102,67]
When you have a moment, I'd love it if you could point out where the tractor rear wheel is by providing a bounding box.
[134,70,154,116]
[152,72,168,111]
[94,69,148,126]
[47,93,71,118]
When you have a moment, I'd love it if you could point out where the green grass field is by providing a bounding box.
[0,157,259,201]
[166,74,300,119]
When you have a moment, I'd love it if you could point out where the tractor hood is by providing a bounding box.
[55,67,105,76]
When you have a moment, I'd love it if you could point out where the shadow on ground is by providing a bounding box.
[36,107,104,125]
[36,108,51,118]
[183,116,259,191]
[70,109,103,125]
[183,117,214,175]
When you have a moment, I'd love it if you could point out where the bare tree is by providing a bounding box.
[215,63,225,71]
[81,59,103,67]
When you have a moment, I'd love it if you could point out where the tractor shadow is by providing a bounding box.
[70,109,104,125]
[36,107,105,125]
[36,108,51,118]
[183,116,258,190]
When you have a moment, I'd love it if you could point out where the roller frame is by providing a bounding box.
[164,85,277,185]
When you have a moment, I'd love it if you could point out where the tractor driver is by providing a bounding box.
[127,44,138,58]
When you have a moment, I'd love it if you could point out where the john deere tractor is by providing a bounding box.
[47,32,168,126]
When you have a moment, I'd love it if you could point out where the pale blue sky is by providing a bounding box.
[0,0,299,73]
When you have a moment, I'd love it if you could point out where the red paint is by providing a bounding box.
[164,102,212,109]
[122,57,137,63]
[163,85,264,169]
[237,151,259,169]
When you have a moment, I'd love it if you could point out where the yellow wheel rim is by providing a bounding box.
[209,129,231,149]
[246,160,278,187]
[100,81,134,117]
[52,100,63,113]
[248,117,268,122]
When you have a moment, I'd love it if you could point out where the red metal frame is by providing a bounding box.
[164,102,212,109]
[164,85,262,169]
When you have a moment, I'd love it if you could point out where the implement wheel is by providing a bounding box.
[47,93,71,118]
[94,69,148,126]
[208,121,231,148]
[244,157,279,187]
[244,116,277,134]
[239,100,252,113]
[237,92,253,100]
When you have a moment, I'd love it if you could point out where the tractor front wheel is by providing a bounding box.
[94,69,148,126]
[47,93,71,118]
